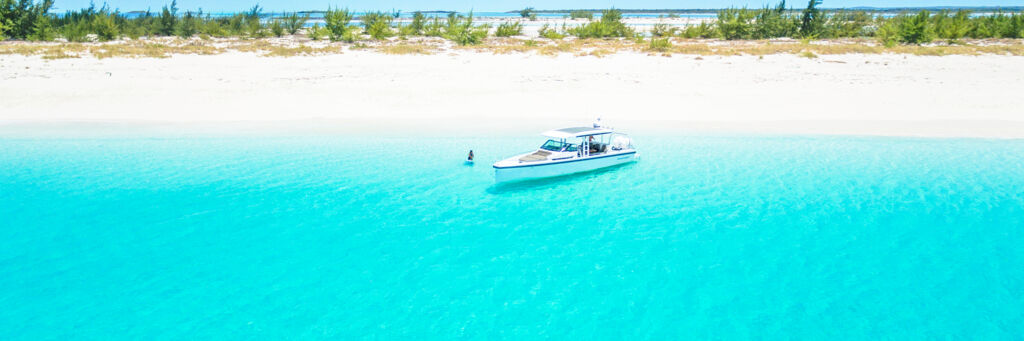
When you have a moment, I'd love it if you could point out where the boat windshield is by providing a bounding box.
[540,140,568,152]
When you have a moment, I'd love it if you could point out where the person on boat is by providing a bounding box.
[468,150,474,161]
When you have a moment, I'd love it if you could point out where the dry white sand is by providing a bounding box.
[2,50,1023,138]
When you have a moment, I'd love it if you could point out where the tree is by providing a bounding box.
[324,7,355,41]
[409,11,425,34]
[799,0,824,38]
[159,0,178,36]
[898,10,934,44]
[2,0,54,40]
[0,0,14,39]
[519,7,533,18]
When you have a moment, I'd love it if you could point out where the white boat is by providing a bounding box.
[493,125,638,182]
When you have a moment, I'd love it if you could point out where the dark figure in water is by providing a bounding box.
[468,150,474,161]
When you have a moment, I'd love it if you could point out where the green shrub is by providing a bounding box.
[442,12,488,45]
[341,29,359,43]
[932,10,971,42]
[717,8,756,40]
[283,12,308,35]
[752,1,799,39]
[679,22,716,38]
[2,0,54,40]
[122,22,143,40]
[361,11,394,40]
[647,37,672,52]
[570,10,593,20]
[825,11,872,38]
[876,17,899,47]
[494,20,522,37]
[324,7,355,41]
[269,19,284,37]
[158,0,178,36]
[93,12,120,41]
[897,11,934,44]
[28,15,56,41]
[519,7,534,18]
[970,11,1024,39]
[0,10,9,40]
[201,17,225,37]
[650,23,675,37]
[409,11,425,35]
[1013,12,1024,38]
[244,19,264,38]
[539,23,564,39]
[61,19,89,42]
[241,5,264,38]
[307,22,324,40]
[799,0,825,38]
[567,9,633,38]
[177,11,198,38]
[424,16,443,36]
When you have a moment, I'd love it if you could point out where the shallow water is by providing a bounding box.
[2,135,1023,338]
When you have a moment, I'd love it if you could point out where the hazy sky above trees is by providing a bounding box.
[52,0,1024,12]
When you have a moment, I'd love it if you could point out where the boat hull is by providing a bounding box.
[493,151,637,183]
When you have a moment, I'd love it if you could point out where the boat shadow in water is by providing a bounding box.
[486,162,637,194]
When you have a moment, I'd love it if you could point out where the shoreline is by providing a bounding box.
[4,119,1024,140]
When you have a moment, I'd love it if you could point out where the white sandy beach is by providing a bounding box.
[2,50,1023,138]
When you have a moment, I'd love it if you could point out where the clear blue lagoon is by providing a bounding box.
[2,135,1022,338]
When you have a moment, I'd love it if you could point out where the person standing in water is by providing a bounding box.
[468,150,474,161]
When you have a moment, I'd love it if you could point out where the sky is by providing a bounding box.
[52,0,1024,12]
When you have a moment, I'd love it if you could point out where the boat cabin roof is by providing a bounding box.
[542,127,613,139]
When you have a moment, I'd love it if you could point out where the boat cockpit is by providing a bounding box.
[514,128,631,163]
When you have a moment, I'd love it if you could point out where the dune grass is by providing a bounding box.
[2,37,1023,59]
[378,43,437,55]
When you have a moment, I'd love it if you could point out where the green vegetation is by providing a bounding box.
[283,12,308,35]
[269,19,284,37]
[753,1,798,39]
[716,8,757,40]
[306,23,324,40]
[538,23,565,39]
[1,1,1022,49]
[569,10,593,20]
[646,37,672,52]
[690,1,1024,44]
[566,9,634,38]
[650,23,675,37]
[407,11,425,35]
[494,20,522,37]
[519,7,533,18]
[1,0,51,40]
[800,0,825,37]
[361,11,394,40]
[442,12,489,45]
[323,7,355,42]
[680,22,716,38]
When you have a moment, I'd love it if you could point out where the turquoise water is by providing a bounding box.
[2,135,1023,339]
